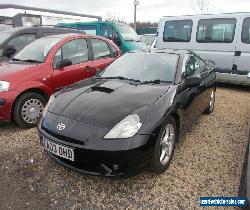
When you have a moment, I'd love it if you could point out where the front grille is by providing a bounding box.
[41,125,85,146]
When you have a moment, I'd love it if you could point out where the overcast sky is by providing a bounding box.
[1,0,250,22]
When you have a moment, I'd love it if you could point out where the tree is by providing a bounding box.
[192,0,211,14]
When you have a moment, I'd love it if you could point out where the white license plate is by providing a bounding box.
[41,136,74,161]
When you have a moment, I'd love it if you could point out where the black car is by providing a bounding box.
[37,49,216,177]
[0,26,83,61]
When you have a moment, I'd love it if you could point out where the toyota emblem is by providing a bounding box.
[57,123,66,131]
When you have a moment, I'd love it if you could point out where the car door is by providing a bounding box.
[51,38,94,91]
[179,54,203,131]
[233,16,250,84]
[89,38,118,74]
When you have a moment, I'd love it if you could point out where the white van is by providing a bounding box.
[156,13,250,85]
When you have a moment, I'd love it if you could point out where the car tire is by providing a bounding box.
[204,89,215,115]
[13,92,46,128]
[151,116,177,174]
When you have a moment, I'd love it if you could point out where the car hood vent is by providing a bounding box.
[89,86,114,94]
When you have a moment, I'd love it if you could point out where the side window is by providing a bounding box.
[91,39,111,59]
[53,39,88,68]
[78,25,97,35]
[163,20,193,42]
[7,34,36,51]
[183,55,200,78]
[242,17,250,44]
[100,25,113,38]
[197,18,236,43]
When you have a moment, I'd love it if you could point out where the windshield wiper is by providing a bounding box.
[11,58,23,62]
[22,59,43,63]
[140,79,172,84]
[96,76,141,83]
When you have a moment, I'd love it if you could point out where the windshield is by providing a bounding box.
[0,32,12,45]
[99,53,178,82]
[141,35,156,46]
[13,37,61,62]
[117,25,141,41]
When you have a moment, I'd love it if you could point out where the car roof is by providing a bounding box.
[1,26,81,33]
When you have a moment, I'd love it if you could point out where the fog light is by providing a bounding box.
[113,165,119,170]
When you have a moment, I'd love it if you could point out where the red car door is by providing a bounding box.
[51,38,94,91]
[89,38,119,74]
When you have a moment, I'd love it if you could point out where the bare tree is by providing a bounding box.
[192,0,211,14]
[105,11,126,23]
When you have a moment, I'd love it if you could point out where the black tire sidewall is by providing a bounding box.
[151,116,177,174]
[204,89,215,114]
[13,92,46,128]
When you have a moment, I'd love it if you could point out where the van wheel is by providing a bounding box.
[13,92,46,128]
[204,89,215,114]
[151,116,177,174]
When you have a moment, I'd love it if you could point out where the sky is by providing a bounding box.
[1,0,250,23]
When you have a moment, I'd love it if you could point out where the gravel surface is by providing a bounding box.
[0,85,249,210]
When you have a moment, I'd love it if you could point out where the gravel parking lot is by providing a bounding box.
[0,85,249,210]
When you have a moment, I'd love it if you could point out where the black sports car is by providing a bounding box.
[37,49,216,177]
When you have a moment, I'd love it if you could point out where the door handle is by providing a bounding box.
[235,51,241,56]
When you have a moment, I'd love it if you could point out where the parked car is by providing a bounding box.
[156,13,250,85]
[37,49,216,177]
[140,34,156,48]
[0,26,84,61]
[57,21,147,53]
[0,33,121,127]
[238,133,250,208]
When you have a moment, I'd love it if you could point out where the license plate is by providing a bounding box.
[41,136,74,161]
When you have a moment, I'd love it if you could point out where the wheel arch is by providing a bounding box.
[11,88,50,121]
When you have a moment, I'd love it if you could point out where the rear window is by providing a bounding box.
[78,25,97,35]
[163,20,193,42]
[197,18,236,43]
[242,17,250,44]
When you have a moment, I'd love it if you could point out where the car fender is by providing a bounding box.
[14,81,53,98]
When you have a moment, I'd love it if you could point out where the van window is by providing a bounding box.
[242,17,250,44]
[78,25,97,35]
[163,20,193,42]
[91,39,111,59]
[197,18,236,43]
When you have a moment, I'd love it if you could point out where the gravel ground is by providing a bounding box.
[0,85,249,210]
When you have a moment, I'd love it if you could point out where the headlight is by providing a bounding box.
[0,81,10,92]
[104,114,142,139]
[41,95,55,118]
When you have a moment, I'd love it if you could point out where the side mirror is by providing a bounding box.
[57,59,72,69]
[183,77,201,88]
[2,45,16,58]
[247,72,250,79]
[113,36,121,46]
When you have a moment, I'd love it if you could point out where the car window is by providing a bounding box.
[197,18,236,43]
[100,25,113,38]
[91,39,111,59]
[183,55,200,78]
[78,25,97,35]
[242,17,250,44]
[163,20,193,42]
[56,38,88,67]
[7,34,36,51]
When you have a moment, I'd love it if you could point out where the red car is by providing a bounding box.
[0,33,121,127]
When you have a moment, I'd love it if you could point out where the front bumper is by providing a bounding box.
[0,90,19,122]
[38,122,154,177]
